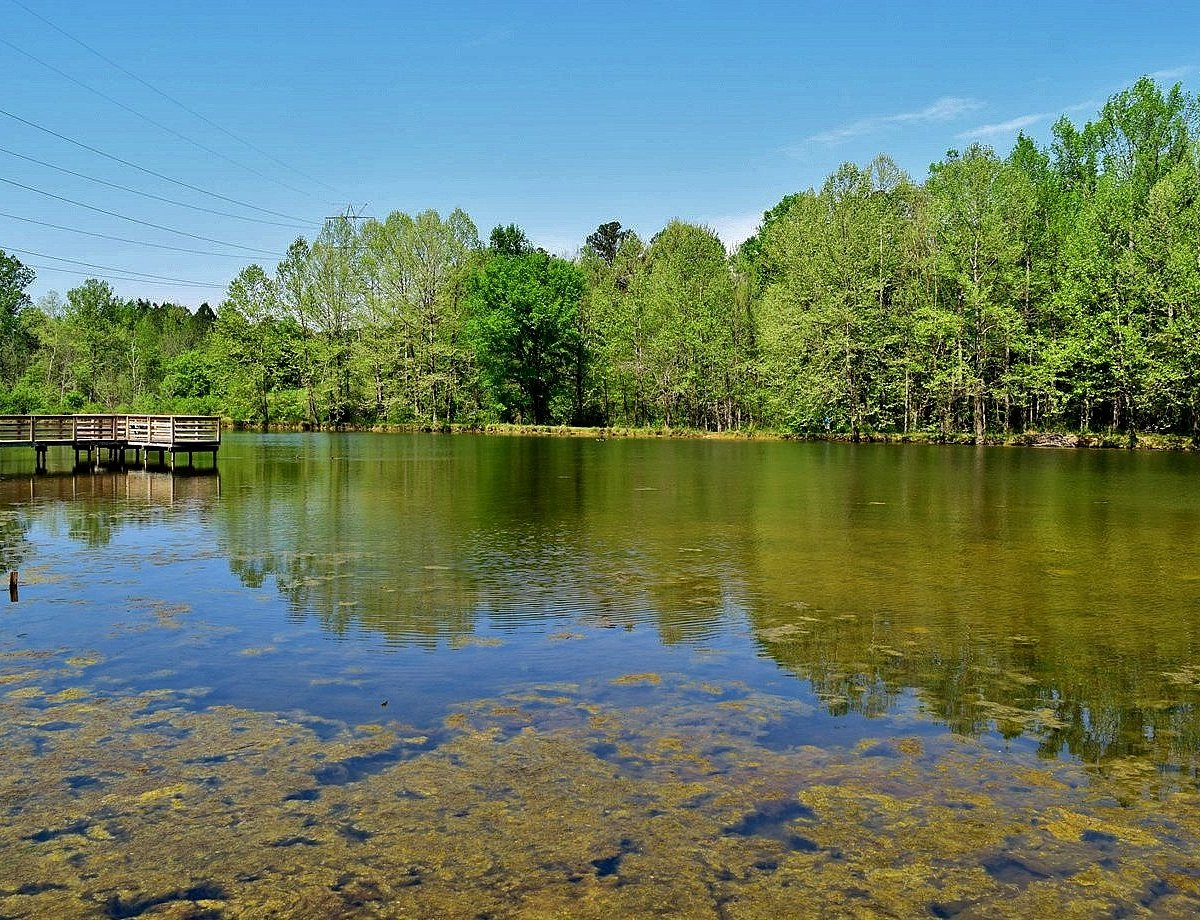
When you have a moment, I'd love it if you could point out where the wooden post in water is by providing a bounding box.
[8,571,16,603]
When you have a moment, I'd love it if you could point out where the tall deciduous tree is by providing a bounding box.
[585,221,631,265]
[214,264,288,426]
[633,221,741,428]
[758,159,913,436]
[927,145,1034,440]
[469,235,585,424]
[359,209,479,423]
[0,250,35,397]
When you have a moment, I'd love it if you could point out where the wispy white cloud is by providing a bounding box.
[957,92,1107,142]
[807,96,983,145]
[955,77,1176,142]
[1149,64,1198,81]
[705,212,762,251]
[957,112,1050,140]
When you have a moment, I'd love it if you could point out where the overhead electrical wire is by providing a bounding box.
[0,108,311,223]
[7,246,229,288]
[0,34,314,199]
[6,0,345,198]
[0,145,311,230]
[1,175,282,257]
[24,262,225,290]
[1,7,330,294]
[0,210,280,259]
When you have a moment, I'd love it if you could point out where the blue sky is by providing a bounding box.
[3,0,1198,306]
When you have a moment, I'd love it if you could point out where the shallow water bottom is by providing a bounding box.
[3,657,1200,919]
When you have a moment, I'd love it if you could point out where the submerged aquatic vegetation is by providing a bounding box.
[6,436,1200,916]
[2,660,1200,918]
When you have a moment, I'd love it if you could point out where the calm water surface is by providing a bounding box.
[3,433,1200,917]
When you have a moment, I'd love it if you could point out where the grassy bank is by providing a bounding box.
[231,420,1200,451]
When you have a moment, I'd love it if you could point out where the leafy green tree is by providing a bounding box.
[468,240,585,424]
[489,224,532,257]
[632,221,741,428]
[757,160,912,435]
[161,349,217,407]
[0,250,36,395]
[585,221,631,264]
[213,264,289,426]
[275,238,322,424]
[62,279,124,407]
[360,209,480,423]
[1095,77,1195,200]
[582,231,649,424]
[927,145,1034,440]
[573,221,638,423]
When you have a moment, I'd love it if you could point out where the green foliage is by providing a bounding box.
[758,159,913,435]
[468,246,585,424]
[0,249,37,392]
[360,209,480,424]
[632,221,743,428]
[160,349,217,399]
[2,79,1198,439]
[584,221,631,264]
[488,224,532,257]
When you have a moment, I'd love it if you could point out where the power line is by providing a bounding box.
[0,209,277,259]
[25,261,225,290]
[0,33,314,199]
[0,175,281,257]
[7,246,228,288]
[0,107,309,222]
[0,145,311,230]
[7,0,345,198]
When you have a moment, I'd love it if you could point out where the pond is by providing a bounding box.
[2,433,1200,917]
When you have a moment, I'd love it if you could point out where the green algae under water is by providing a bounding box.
[2,433,1200,918]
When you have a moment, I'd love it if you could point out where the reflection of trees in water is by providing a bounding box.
[204,434,1200,772]
[0,508,32,573]
[0,469,219,550]
[741,445,1200,774]
[217,440,482,646]
[746,608,1200,775]
[214,435,743,647]
[10,437,1199,774]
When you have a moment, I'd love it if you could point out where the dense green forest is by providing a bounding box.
[2,78,1199,441]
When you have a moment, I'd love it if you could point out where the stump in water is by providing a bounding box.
[8,570,16,603]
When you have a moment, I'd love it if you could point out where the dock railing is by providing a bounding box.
[123,415,219,447]
[0,414,220,469]
[0,415,35,444]
[0,415,80,444]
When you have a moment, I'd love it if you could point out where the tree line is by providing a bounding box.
[2,77,1198,440]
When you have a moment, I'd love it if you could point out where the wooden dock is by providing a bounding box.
[0,415,220,471]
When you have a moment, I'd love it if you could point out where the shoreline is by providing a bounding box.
[229,421,1200,451]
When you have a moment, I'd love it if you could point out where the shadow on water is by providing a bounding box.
[312,735,440,786]
[103,882,227,919]
[725,799,821,852]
